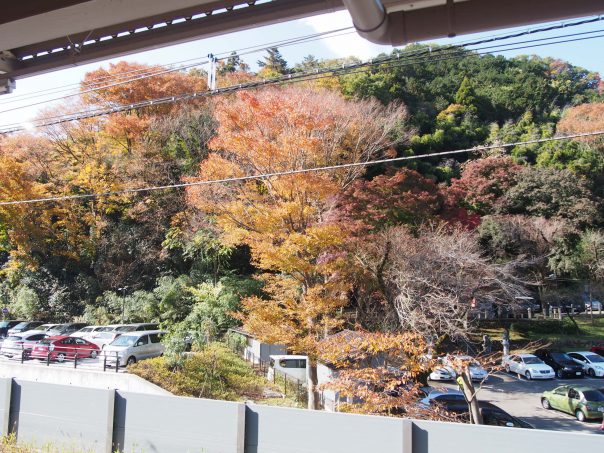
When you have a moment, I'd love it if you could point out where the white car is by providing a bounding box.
[567,351,604,378]
[0,331,48,358]
[102,330,165,367]
[89,331,122,349]
[503,353,554,380]
[443,355,489,381]
[70,325,104,339]
[428,357,456,381]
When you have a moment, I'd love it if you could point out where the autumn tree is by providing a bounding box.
[450,156,522,215]
[187,86,407,408]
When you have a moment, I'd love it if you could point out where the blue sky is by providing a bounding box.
[1,10,603,128]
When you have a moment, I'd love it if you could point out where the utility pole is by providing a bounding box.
[207,53,217,91]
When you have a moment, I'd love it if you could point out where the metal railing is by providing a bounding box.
[0,344,124,372]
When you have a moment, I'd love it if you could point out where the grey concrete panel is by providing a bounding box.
[412,419,604,453]
[114,391,245,453]
[9,380,114,453]
[0,378,10,436]
[245,403,408,453]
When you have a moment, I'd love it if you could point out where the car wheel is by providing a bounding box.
[541,398,551,410]
[575,410,586,422]
[556,369,565,379]
[587,368,595,378]
[525,371,532,380]
[56,353,65,363]
[90,350,98,359]
[126,356,136,366]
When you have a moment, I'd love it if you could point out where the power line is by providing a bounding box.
[0,27,355,110]
[1,130,602,207]
[2,27,603,134]
[0,15,602,116]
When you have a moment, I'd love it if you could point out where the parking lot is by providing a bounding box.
[0,353,127,373]
[431,372,604,434]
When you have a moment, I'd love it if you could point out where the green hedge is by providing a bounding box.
[510,320,580,335]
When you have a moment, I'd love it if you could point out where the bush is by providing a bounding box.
[510,320,580,335]
[128,342,264,400]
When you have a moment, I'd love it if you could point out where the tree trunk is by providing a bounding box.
[460,368,483,425]
[307,361,321,410]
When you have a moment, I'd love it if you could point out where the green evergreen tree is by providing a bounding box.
[257,47,288,74]
[455,76,477,107]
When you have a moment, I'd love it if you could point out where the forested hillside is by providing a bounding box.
[1,46,604,400]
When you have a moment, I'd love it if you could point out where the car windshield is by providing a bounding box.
[586,354,604,363]
[582,390,604,401]
[118,326,136,332]
[551,352,573,362]
[12,322,29,329]
[110,335,136,347]
[433,394,466,402]
[96,333,113,339]
[38,338,53,345]
[0,322,10,328]
[523,357,543,364]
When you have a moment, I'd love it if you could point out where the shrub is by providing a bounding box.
[128,342,264,400]
[510,320,580,335]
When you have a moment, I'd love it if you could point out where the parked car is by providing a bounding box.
[0,320,25,338]
[592,345,604,357]
[30,335,100,362]
[7,321,43,336]
[268,355,308,382]
[567,351,604,378]
[428,357,456,381]
[419,389,533,428]
[502,354,554,380]
[70,325,104,339]
[0,331,48,358]
[88,331,122,349]
[534,349,584,378]
[37,324,60,332]
[117,323,160,333]
[103,331,165,366]
[46,323,89,336]
[542,385,604,421]
[97,324,129,332]
[442,355,489,381]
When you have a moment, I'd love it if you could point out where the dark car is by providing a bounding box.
[419,389,533,428]
[0,320,25,338]
[46,323,89,336]
[7,321,44,335]
[591,345,604,357]
[534,349,584,378]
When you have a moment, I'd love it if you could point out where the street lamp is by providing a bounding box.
[118,286,128,323]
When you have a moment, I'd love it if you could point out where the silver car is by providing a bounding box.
[103,330,165,367]
[0,331,48,358]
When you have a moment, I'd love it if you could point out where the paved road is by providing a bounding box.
[0,354,127,373]
[430,372,604,434]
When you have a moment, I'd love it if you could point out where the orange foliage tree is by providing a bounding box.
[187,86,407,408]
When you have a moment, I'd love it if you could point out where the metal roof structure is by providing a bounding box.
[1,0,604,93]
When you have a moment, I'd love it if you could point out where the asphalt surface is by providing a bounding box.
[429,372,604,434]
[0,354,127,372]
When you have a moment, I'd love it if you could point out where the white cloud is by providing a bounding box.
[301,11,393,59]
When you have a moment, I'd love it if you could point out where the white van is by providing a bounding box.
[102,330,165,366]
[268,355,308,383]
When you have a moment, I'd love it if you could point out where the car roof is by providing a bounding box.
[45,335,69,341]
[517,353,538,358]
[118,330,164,336]
[427,388,464,398]
[568,351,596,355]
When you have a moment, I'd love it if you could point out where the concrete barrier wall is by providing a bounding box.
[1,378,603,453]
[0,362,171,395]
[113,391,245,453]
[0,378,10,436]
[412,419,604,453]
[10,380,114,453]
[245,403,412,453]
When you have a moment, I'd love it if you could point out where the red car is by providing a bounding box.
[30,335,100,362]
[591,345,604,357]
